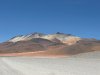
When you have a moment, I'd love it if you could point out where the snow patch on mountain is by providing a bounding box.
[41,33,80,45]
[8,32,81,45]
[9,33,45,42]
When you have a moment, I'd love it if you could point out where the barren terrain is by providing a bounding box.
[0,51,100,75]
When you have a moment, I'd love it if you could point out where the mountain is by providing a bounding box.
[9,32,81,45]
[0,32,100,56]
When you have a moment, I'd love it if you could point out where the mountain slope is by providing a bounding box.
[0,32,100,56]
[19,40,100,56]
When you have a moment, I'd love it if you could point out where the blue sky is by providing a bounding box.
[0,0,100,42]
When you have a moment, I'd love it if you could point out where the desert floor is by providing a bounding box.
[0,51,100,75]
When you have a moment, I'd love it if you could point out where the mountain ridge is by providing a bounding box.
[8,32,81,45]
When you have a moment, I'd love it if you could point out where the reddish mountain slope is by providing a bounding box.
[0,33,100,56]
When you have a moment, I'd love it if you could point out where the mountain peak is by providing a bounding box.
[31,32,45,35]
[56,32,72,36]
[56,32,64,34]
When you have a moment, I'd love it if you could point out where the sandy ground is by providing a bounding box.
[0,51,100,75]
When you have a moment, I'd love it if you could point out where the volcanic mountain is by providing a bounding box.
[0,32,100,56]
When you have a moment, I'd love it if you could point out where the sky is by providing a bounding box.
[0,0,100,42]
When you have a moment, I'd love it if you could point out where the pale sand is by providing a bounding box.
[0,51,100,75]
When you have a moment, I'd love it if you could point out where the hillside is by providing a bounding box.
[0,32,100,56]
